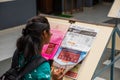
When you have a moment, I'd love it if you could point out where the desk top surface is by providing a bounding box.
[108,0,120,18]
[47,17,114,80]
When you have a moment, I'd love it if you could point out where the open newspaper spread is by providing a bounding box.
[53,24,99,79]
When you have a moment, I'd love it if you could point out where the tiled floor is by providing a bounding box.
[72,2,112,24]
[0,2,120,80]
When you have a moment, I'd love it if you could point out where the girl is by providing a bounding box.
[11,15,64,80]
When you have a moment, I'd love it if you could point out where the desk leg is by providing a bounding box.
[110,26,117,80]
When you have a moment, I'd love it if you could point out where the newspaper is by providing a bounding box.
[53,47,86,74]
[61,24,99,52]
[53,24,99,77]
[65,63,81,79]
[42,29,66,60]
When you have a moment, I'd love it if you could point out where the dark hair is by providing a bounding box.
[16,15,50,60]
[27,15,50,26]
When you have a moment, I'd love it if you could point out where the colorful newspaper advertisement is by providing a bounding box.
[53,47,86,74]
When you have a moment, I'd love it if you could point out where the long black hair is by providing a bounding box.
[16,15,50,61]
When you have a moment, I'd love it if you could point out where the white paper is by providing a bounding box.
[61,24,99,52]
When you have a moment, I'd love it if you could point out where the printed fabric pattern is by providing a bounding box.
[19,54,51,80]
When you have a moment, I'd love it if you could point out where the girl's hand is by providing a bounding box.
[51,66,65,80]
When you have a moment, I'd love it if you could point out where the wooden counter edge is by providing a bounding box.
[40,14,115,28]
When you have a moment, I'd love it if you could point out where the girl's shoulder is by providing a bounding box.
[32,55,50,70]
[37,61,50,70]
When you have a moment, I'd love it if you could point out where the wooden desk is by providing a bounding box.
[46,16,115,80]
[108,0,120,18]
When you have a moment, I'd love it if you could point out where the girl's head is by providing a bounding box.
[24,15,52,44]
[17,15,52,60]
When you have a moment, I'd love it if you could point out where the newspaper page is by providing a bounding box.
[42,29,66,60]
[53,24,99,76]
[64,63,81,80]
[53,47,87,74]
[61,24,99,52]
